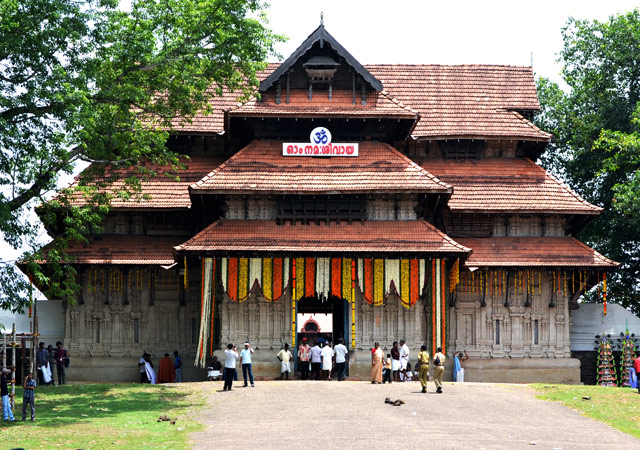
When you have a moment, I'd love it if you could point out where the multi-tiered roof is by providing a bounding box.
[56,24,616,272]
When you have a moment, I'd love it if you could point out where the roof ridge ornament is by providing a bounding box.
[320,11,324,26]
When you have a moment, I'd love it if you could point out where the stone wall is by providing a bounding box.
[64,266,580,383]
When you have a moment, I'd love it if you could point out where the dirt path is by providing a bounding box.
[190,380,639,450]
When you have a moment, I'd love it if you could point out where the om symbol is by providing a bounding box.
[310,127,332,145]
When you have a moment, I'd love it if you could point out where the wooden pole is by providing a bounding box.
[2,332,6,369]
[11,324,16,410]
[33,298,38,374]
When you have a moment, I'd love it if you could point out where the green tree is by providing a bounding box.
[536,9,640,312]
[0,0,281,310]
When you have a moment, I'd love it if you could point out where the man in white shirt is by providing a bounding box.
[400,339,410,381]
[309,342,323,380]
[276,343,293,380]
[333,338,349,381]
[223,343,239,391]
[321,343,333,380]
[240,342,255,387]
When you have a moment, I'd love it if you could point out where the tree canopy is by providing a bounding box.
[0,0,282,310]
[536,9,640,312]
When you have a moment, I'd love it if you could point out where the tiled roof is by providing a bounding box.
[60,235,186,265]
[229,89,418,119]
[175,219,471,254]
[172,64,549,140]
[63,156,227,209]
[457,237,618,268]
[191,140,451,194]
[417,157,601,214]
[366,64,550,141]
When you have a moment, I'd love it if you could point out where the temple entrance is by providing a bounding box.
[296,295,349,376]
[297,295,347,346]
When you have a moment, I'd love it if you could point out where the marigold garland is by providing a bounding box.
[449,259,460,293]
[238,258,249,301]
[373,259,384,306]
[331,258,342,297]
[305,257,316,298]
[400,259,411,306]
[262,257,273,301]
[342,258,353,302]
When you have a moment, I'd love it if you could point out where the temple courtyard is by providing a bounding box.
[2,381,639,449]
[191,381,640,450]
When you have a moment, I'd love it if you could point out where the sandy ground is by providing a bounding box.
[190,380,639,450]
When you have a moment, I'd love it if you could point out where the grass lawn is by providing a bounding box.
[0,383,204,449]
[533,384,640,438]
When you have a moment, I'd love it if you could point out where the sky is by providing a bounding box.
[2,0,639,296]
[264,0,638,85]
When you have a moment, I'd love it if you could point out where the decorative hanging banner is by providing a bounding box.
[295,257,305,301]
[315,257,330,301]
[331,258,342,297]
[196,258,214,368]
[305,257,316,298]
[222,257,288,302]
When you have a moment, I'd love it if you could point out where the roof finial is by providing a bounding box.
[320,11,324,25]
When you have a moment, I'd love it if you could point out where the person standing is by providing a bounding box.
[399,339,410,381]
[1,369,15,422]
[138,353,149,383]
[158,353,176,383]
[370,342,383,384]
[298,338,311,380]
[54,341,69,385]
[241,342,255,387]
[321,343,333,380]
[143,353,157,384]
[433,346,446,393]
[47,345,57,386]
[454,350,469,383]
[21,372,36,421]
[277,343,294,380]
[333,338,348,381]
[173,351,182,383]
[36,342,49,386]
[391,341,401,382]
[382,354,392,384]
[309,341,322,380]
[417,345,430,393]
[223,343,239,391]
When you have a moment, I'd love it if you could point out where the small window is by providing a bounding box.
[534,320,539,345]
[134,318,140,344]
[495,320,501,345]
[95,319,101,344]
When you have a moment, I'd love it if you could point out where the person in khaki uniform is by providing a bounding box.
[433,346,446,393]
[417,345,430,393]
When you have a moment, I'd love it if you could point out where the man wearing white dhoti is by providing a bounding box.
[399,339,410,381]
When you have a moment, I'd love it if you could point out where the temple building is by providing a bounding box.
[39,25,617,383]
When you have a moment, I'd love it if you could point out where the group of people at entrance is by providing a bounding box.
[297,338,349,381]
[371,341,458,394]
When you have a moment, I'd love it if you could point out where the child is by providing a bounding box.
[403,362,413,381]
[382,354,392,384]
[22,372,36,421]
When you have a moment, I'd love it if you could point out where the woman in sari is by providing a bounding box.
[370,342,383,384]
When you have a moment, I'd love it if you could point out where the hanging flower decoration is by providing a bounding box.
[449,258,460,293]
